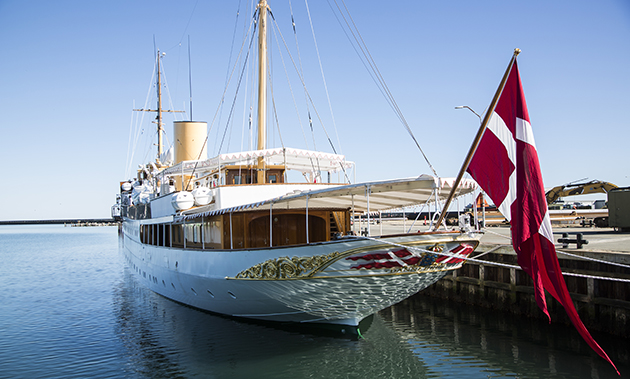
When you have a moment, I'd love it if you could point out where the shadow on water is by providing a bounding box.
[114,266,430,379]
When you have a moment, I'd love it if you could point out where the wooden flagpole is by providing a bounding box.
[434,48,521,230]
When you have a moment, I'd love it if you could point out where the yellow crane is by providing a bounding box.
[545,180,618,205]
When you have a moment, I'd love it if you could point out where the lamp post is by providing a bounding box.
[455,105,482,123]
[455,105,485,228]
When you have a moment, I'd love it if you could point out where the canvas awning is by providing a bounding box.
[162,147,354,176]
[179,175,477,221]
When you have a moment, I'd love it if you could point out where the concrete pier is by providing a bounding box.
[420,225,630,337]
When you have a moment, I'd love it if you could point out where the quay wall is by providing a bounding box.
[418,244,630,337]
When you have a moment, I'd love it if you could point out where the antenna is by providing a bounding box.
[188,35,193,121]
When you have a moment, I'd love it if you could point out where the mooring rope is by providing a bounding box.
[477,228,630,269]
[356,235,630,284]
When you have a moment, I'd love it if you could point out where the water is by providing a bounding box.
[0,225,627,378]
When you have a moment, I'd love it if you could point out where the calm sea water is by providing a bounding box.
[0,225,627,378]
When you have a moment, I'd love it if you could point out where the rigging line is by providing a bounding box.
[269,78,285,150]
[128,55,159,177]
[333,0,438,177]
[288,1,320,177]
[267,41,285,150]
[160,0,200,53]
[215,0,244,154]
[325,2,389,111]
[184,9,259,186]
[217,22,259,154]
[289,0,314,151]
[124,105,136,179]
[159,61,184,122]
[205,9,257,156]
[304,0,343,155]
[239,45,252,154]
[270,19,318,176]
[270,16,350,184]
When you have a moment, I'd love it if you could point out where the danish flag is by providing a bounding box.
[466,60,618,374]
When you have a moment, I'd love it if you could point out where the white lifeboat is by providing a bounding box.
[171,192,194,211]
[192,187,213,206]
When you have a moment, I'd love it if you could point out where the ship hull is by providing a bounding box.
[122,218,480,327]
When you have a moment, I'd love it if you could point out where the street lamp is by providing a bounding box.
[455,105,486,228]
[455,105,482,123]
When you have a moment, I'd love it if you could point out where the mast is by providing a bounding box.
[156,50,164,160]
[256,0,269,184]
[134,50,184,166]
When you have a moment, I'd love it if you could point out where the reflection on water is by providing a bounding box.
[380,296,628,378]
[0,226,626,379]
[116,255,628,379]
[114,266,430,378]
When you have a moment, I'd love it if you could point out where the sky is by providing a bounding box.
[1,0,629,220]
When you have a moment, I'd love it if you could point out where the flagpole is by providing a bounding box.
[434,48,521,230]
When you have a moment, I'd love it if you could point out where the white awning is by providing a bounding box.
[179,175,477,221]
[162,147,353,176]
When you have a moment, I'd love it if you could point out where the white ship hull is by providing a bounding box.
[122,218,480,328]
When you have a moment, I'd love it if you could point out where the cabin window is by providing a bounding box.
[248,213,327,248]
[185,223,203,249]
[234,176,242,185]
[268,174,277,183]
[202,217,222,249]
[164,224,171,247]
[172,224,183,248]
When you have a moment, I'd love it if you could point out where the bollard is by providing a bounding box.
[558,233,589,249]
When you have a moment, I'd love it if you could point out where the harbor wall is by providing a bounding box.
[418,244,630,337]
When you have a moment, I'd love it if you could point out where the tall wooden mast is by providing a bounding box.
[256,0,269,184]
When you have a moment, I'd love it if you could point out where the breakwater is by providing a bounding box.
[0,218,117,226]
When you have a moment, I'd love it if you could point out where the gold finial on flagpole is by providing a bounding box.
[514,48,521,56]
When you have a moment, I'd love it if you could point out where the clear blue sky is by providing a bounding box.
[1,0,629,220]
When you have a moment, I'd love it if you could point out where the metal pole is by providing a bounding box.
[351,194,355,234]
[403,208,406,233]
[379,211,382,236]
[366,185,371,237]
[306,196,309,243]
[229,212,233,249]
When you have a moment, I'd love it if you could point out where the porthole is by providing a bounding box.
[207,290,215,298]
[162,280,166,287]
[228,291,237,299]
[171,283,176,290]
[191,288,197,295]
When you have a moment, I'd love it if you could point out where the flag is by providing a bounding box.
[466,60,619,375]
